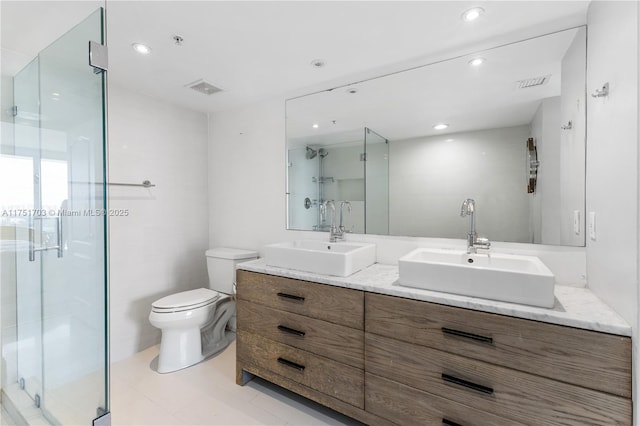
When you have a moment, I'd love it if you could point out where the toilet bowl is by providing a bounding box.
[149,288,235,373]
[149,247,258,373]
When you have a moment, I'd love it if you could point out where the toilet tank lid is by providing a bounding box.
[206,247,258,260]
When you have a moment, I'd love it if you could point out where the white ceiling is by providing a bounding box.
[1,1,590,114]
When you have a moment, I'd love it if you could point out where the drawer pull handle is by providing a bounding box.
[277,292,305,302]
[277,325,306,337]
[442,419,463,426]
[442,327,493,344]
[277,357,305,372]
[441,373,494,395]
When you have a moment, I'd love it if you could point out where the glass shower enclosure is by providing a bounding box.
[0,8,109,425]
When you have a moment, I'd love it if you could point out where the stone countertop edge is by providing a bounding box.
[237,259,632,337]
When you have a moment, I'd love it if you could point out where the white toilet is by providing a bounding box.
[149,247,258,373]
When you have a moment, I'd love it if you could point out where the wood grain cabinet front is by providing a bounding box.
[366,332,631,425]
[366,373,528,426]
[236,270,363,328]
[237,299,364,368]
[366,292,632,398]
[236,271,632,426]
[365,292,633,426]
[236,271,385,424]
[237,331,364,408]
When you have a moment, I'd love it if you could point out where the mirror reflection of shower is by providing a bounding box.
[307,145,333,231]
[287,127,388,234]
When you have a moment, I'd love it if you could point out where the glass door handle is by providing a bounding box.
[28,216,63,262]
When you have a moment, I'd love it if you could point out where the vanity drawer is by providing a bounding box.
[366,373,526,426]
[366,333,631,425]
[237,300,364,368]
[365,293,631,398]
[237,330,364,408]
[236,270,363,329]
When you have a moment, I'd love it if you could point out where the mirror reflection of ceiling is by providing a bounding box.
[287,28,580,145]
[1,1,589,114]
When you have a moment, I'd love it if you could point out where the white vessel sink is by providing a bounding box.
[398,248,555,308]
[264,240,376,277]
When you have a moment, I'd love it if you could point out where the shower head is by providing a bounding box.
[318,148,328,158]
[305,146,317,159]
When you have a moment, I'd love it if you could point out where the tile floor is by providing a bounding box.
[110,341,364,426]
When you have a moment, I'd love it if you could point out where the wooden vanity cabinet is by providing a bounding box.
[235,270,392,425]
[236,271,633,426]
[366,293,632,426]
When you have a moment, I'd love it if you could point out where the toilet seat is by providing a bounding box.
[152,288,220,313]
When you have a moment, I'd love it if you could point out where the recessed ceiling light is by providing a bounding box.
[310,59,326,68]
[469,57,485,67]
[312,124,319,129]
[462,7,484,22]
[132,43,151,55]
[446,138,455,142]
[433,123,449,130]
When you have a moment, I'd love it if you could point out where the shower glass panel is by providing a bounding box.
[1,8,108,425]
[364,128,389,235]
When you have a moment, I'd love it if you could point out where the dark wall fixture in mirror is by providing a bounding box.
[527,138,539,194]
[286,26,587,247]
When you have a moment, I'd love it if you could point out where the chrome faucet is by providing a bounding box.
[339,201,352,234]
[320,200,342,242]
[460,198,490,254]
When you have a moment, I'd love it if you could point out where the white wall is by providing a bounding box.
[389,126,530,242]
[559,28,587,247]
[584,1,639,423]
[208,99,289,252]
[108,85,209,362]
[586,0,638,336]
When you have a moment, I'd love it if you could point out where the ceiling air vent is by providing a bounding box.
[516,75,551,89]
[186,79,222,95]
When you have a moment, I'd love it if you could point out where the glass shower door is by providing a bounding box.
[6,8,108,425]
[13,56,44,412]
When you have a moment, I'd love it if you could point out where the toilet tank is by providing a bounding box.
[206,247,258,294]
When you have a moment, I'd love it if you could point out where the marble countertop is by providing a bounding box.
[238,259,631,337]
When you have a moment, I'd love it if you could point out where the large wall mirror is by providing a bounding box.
[286,26,586,247]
